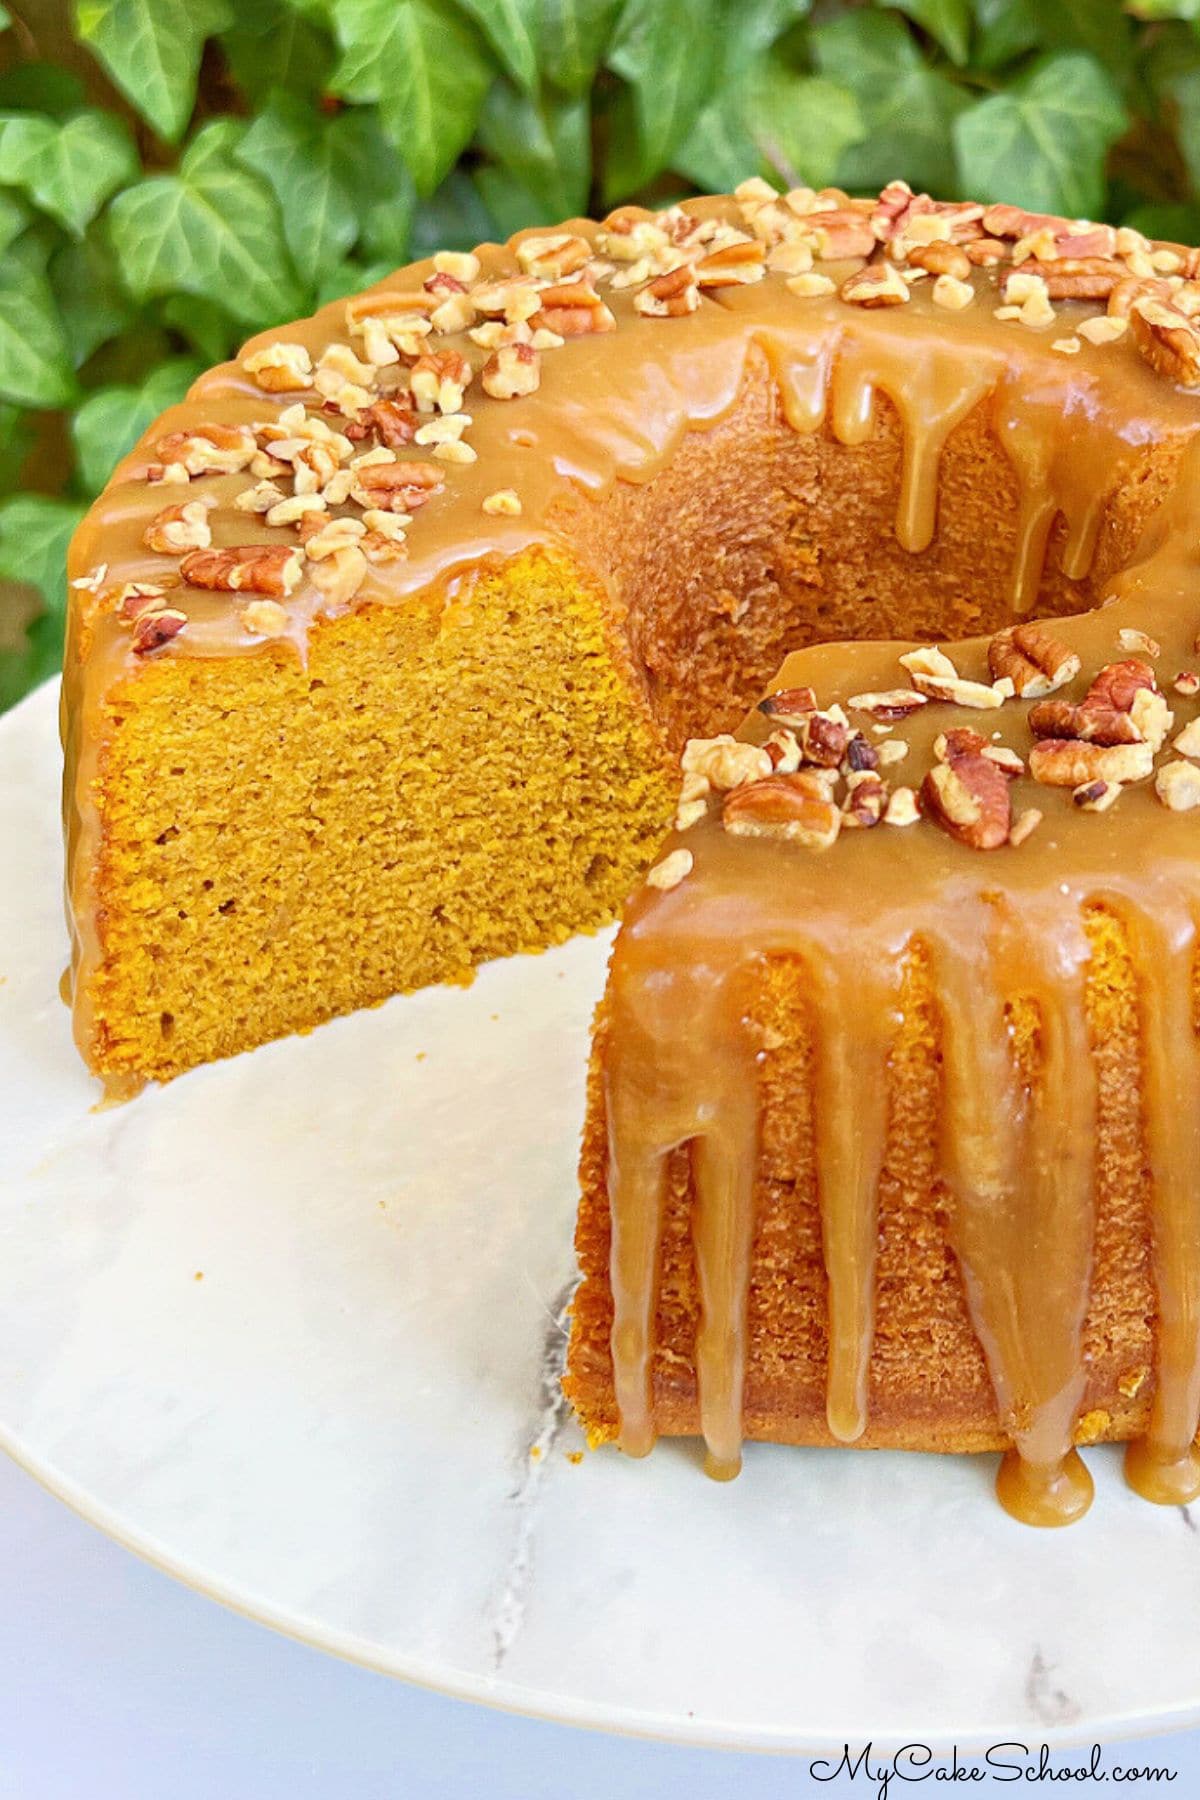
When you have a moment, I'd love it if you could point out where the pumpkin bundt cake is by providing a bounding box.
[64,180,1200,1520]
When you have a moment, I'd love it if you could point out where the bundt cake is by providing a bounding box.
[63,179,1200,1520]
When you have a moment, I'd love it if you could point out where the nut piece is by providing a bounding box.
[988,623,1081,698]
[900,645,1010,709]
[1174,718,1200,758]
[1156,759,1200,811]
[1130,296,1200,385]
[180,544,303,597]
[143,497,214,555]
[1029,739,1155,787]
[130,606,188,654]
[840,261,910,307]
[1116,626,1161,659]
[243,341,313,393]
[482,342,540,399]
[722,773,842,848]
[1008,807,1043,846]
[884,785,920,826]
[681,735,772,791]
[633,264,699,318]
[240,599,289,638]
[1073,779,1121,813]
[921,751,1011,850]
[841,769,886,829]
[531,281,615,337]
[847,688,928,719]
[482,489,522,517]
[646,848,693,891]
[758,686,817,725]
[148,423,257,481]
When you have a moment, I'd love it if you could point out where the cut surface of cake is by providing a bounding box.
[63,178,1200,1519]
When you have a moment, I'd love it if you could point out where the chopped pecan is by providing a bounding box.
[694,238,765,287]
[764,730,801,773]
[351,458,443,513]
[1073,778,1121,813]
[240,599,289,638]
[1028,699,1142,746]
[1040,258,1125,300]
[1087,656,1157,712]
[481,342,540,399]
[131,606,187,653]
[143,497,214,555]
[356,399,420,448]
[114,580,168,621]
[179,543,303,597]
[988,623,1081,697]
[840,261,909,307]
[481,488,522,517]
[1008,807,1043,846]
[1116,626,1160,659]
[1174,670,1200,698]
[242,341,312,393]
[722,772,842,848]
[646,848,694,891]
[1029,740,1154,787]
[1156,759,1200,811]
[633,264,699,317]
[409,350,472,415]
[907,241,971,281]
[531,281,615,337]
[147,423,257,481]
[921,749,1011,850]
[843,733,880,774]
[884,786,921,826]
[758,686,817,724]
[964,238,1008,267]
[807,212,877,260]
[900,645,1010,709]
[795,712,849,768]
[681,735,772,791]
[1130,295,1200,385]
[516,233,592,280]
[847,687,928,719]
[841,769,886,829]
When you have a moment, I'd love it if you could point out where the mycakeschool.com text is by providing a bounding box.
[808,1743,1178,1795]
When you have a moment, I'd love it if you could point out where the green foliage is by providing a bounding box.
[7,0,1200,710]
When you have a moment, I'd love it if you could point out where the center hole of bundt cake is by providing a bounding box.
[590,377,1135,748]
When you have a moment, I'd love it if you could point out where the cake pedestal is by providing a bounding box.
[2,679,1198,1753]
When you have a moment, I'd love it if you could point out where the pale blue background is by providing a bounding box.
[0,1452,1194,1799]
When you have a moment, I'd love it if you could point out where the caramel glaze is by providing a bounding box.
[608,425,1200,1523]
[61,199,1200,1520]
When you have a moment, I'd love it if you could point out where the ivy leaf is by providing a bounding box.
[0,191,30,259]
[677,57,862,194]
[539,0,622,94]
[162,295,242,364]
[74,0,233,143]
[885,0,971,64]
[330,0,494,195]
[971,0,1040,69]
[1154,61,1200,192]
[0,238,77,409]
[477,81,591,219]
[0,494,88,708]
[329,108,416,266]
[315,257,399,307]
[814,11,967,195]
[108,125,304,328]
[0,8,10,27]
[0,402,34,496]
[237,94,358,291]
[409,169,498,257]
[0,64,86,116]
[953,51,1127,218]
[72,356,205,494]
[50,230,136,367]
[456,0,539,91]
[0,109,139,238]
[220,0,337,102]
[606,0,719,189]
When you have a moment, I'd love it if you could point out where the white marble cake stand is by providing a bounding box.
[3,679,1199,1755]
